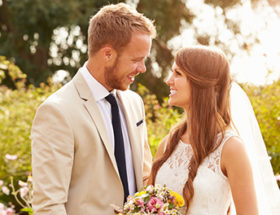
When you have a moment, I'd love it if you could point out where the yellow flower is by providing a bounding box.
[170,190,185,207]
[135,190,146,197]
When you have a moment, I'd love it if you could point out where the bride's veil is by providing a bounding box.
[229,82,280,214]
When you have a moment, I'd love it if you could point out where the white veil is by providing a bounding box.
[230,82,280,214]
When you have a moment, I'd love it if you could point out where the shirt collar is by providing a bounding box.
[80,61,111,101]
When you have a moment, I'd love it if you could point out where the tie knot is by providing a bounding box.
[105,93,118,107]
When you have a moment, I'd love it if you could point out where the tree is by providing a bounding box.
[0,0,122,86]
[1,0,265,99]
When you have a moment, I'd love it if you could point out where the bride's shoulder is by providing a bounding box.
[221,129,245,157]
[220,135,250,174]
[222,135,245,156]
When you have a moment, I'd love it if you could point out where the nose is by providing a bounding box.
[166,72,174,86]
[137,61,146,74]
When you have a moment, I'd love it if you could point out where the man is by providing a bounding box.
[31,3,156,215]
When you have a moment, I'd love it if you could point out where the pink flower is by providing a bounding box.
[6,208,14,215]
[135,199,144,208]
[169,195,175,203]
[158,212,166,215]
[20,187,29,198]
[275,175,280,181]
[147,197,164,213]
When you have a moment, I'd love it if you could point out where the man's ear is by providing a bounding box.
[101,45,117,62]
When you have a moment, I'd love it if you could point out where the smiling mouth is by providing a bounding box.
[170,89,177,95]
[128,73,139,83]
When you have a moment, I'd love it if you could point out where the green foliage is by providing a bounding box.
[137,84,182,156]
[0,84,57,181]
[0,83,57,180]
[0,56,26,89]
[243,80,280,177]
[0,57,58,202]
[0,58,59,213]
[0,0,124,86]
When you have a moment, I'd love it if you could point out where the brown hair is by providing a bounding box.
[87,3,156,57]
[150,46,232,213]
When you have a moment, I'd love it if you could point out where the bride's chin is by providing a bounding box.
[168,100,174,106]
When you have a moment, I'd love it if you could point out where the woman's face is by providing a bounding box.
[166,62,191,110]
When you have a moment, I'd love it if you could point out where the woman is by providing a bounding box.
[148,46,259,214]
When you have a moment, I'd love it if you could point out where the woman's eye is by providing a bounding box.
[175,70,181,76]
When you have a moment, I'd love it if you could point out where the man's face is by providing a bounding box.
[104,32,152,91]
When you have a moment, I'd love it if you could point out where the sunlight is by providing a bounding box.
[169,0,280,86]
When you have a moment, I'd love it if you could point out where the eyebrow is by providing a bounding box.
[173,68,181,73]
[133,56,145,61]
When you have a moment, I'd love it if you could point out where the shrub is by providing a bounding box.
[242,80,280,184]
[0,57,58,213]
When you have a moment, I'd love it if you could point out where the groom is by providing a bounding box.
[31,3,156,215]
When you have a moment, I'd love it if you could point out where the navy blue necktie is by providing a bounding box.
[105,94,129,202]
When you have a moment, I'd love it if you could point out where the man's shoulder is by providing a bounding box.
[39,80,76,108]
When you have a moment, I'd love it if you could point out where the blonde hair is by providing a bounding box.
[88,3,156,57]
[150,46,232,213]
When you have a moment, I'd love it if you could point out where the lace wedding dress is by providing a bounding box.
[155,130,237,215]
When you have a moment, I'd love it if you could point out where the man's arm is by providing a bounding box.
[31,102,74,215]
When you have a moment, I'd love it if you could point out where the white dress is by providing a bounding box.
[155,130,238,215]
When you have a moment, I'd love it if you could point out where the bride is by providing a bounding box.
[148,46,280,214]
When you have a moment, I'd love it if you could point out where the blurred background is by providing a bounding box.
[0,0,279,213]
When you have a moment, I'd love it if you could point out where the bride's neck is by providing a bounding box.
[181,130,191,144]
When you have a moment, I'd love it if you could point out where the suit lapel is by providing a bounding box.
[72,71,118,173]
[117,91,143,190]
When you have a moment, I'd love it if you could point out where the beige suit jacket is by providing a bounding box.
[31,71,152,215]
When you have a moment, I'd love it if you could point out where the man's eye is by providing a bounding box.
[133,58,144,63]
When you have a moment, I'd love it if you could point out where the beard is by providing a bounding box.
[104,55,127,91]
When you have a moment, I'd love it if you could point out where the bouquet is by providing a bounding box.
[113,184,185,215]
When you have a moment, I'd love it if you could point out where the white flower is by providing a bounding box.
[18,180,27,187]
[275,175,280,181]
[0,180,4,186]
[20,187,29,198]
[5,154,17,160]
[1,186,10,195]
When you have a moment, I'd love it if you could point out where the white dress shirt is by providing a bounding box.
[80,62,136,195]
